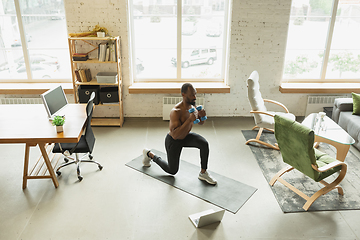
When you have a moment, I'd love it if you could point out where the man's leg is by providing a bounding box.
[182,132,209,171]
[145,134,182,175]
[182,132,217,185]
[143,133,216,184]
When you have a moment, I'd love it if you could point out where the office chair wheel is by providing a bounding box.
[89,154,93,160]
[56,171,61,176]
[99,165,103,170]
[78,175,83,181]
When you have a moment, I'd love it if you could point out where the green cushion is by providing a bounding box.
[314,148,342,181]
[274,115,342,182]
[352,92,360,115]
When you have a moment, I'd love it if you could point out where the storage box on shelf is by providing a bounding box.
[100,87,119,103]
[68,36,123,127]
[78,85,100,105]
[96,72,117,84]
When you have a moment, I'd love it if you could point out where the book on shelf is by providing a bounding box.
[73,52,88,61]
[98,43,107,62]
[98,41,117,62]
[105,47,110,61]
[80,69,87,82]
[75,69,81,82]
[85,69,92,82]
[75,68,92,82]
[108,41,117,62]
[74,53,88,56]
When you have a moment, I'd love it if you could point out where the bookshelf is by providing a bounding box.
[68,36,123,127]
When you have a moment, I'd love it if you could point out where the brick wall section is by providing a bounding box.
[64,0,306,117]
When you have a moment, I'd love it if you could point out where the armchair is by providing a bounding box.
[270,115,347,211]
[246,70,295,150]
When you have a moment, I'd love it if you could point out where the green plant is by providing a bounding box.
[293,17,304,25]
[185,6,197,23]
[52,115,65,126]
[92,24,108,34]
[328,52,360,78]
[284,55,318,75]
[150,5,161,23]
[309,0,333,15]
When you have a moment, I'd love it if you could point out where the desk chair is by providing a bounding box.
[53,92,103,181]
[270,115,347,211]
[246,70,295,150]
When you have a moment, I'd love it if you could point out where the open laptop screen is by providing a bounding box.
[41,85,68,118]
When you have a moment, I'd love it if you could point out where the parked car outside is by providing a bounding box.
[171,48,217,68]
[11,34,32,47]
[133,9,143,19]
[182,21,197,36]
[206,21,222,37]
[16,64,58,79]
[16,54,60,69]
[0,63,9,72]
[51,10,65,20]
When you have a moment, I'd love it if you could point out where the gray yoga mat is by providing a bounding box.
[126,149,257,214]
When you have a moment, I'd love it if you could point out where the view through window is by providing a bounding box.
[283,0,360,82]
[0,0,70,82]
[130,0,229,82]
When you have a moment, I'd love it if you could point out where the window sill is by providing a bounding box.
[280,82,360,94]
[0,83,74,95]
[128,82,230,94]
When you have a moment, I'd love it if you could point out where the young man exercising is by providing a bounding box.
[143,83,217,185]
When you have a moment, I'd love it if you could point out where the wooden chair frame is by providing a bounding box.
[269,140,348,211]
[246,99,290,150]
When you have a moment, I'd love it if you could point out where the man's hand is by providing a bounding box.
[198,108,207,125]
[189,109,198,122]
[198,108,206,119]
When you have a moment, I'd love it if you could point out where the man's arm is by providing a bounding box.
[169,109,197,140]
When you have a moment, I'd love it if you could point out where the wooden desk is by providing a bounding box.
[0,104,87,189]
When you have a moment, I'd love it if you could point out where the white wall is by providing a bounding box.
[64,0,307,117]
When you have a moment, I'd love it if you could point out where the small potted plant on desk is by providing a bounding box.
[52,115,65,133]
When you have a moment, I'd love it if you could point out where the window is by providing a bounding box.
[0,0,70,82]
[283,0,360,82]
[129,0,230,82]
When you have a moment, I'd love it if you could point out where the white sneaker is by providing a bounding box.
[198,171,217,185]
[142,149,151,167]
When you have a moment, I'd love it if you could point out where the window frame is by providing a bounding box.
[282,0,360,83]
[0,0,70,83]
[128,0,231,84]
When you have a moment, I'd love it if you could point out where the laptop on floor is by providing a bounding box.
[189,209,225,228]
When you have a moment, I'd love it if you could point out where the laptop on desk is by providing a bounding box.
[41,85,69,120]
[189,209,225,228]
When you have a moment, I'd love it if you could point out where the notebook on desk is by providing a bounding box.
[189,209,225,228]
[41,85,68,120]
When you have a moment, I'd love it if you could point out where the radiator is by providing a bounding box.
[305,95,348,116]
[0,98,43,104]
[162,97,205,120]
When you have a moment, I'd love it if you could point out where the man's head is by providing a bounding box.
[181,83,196,106]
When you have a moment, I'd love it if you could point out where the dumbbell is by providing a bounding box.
[189,106,207,124]
[195,106,208,121]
